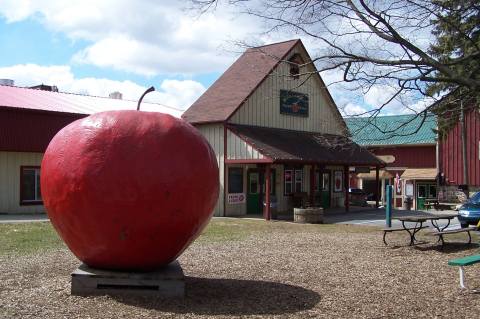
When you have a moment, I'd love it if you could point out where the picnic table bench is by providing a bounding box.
[423,199,459,211]
[448,254,480,289]
[430,226,477,247]
[382,225,429,246]
[383,214,459,246]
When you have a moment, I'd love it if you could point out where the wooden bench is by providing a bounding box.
[448,255,480,289]
[382,226,429,246]
[430,226,477,247]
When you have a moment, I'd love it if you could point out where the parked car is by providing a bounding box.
[457,192,480,228]
[349,188,368,206]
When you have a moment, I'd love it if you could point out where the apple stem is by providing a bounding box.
[137,86,156,111]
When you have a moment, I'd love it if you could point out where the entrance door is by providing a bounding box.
[247,170,261,214]
[315,170,331,209]
[247,169,276,214]
[321,172,331,209]
[416,183,437,210]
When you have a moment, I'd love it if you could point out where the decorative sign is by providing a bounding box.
[280,90,309,117]
[334,170,343,193]
[395,173,402,195]
[355,167,371,173]
[227,193,246,204]
[405,183,414,197]
[376,155,396,164]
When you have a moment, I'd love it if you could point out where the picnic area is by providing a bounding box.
[1,217,479,318]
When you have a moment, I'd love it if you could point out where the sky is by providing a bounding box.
[0,0,433,115]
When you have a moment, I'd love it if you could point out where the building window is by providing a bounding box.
[284,168,303,195]
[288,53,303,79]
[20,166,42,205]
[228,167,244,193]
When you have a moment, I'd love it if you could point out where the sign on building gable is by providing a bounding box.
[280,90,309,117]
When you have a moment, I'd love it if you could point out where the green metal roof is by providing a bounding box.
[345,114,437,146]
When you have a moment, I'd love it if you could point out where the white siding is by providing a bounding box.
[225,164,247,216]
[0,151,45,214]
[230,44,346,135]
[226,130,265,160]
[195,124,225,216]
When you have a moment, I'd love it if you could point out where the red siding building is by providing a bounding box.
[346,114,437,210]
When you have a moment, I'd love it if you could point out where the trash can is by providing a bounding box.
[403,197,413,210]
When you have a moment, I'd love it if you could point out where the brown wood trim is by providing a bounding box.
[225,40,301,123]
[19,165,43,206]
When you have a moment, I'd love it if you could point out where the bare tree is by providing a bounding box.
[190,0,480,137]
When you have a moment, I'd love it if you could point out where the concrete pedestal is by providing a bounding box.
[294,207,324,224]
[71,260,185,297]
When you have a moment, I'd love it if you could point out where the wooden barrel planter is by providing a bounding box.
[293,207,324,224]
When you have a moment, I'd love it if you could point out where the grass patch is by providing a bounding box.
[197,217,378,243]
[0,222,64,256]
[0,218,379,255]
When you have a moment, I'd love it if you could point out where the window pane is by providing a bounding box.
[228,168,243,193]
[21,169,36,201]
[295,181,302,193]
[295,170,302,181]
[285,170,292,182]
[418,185,426,197]
[429,185,437,198]
[36,170,42,200]
[285,183,292,194]
[322,173,329,191]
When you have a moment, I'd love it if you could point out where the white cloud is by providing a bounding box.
[0,64,205,109]
[340,103,369,117]
[0,0,259,76]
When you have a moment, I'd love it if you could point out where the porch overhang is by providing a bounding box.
[227,124,384,167]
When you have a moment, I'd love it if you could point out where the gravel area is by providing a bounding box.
[1,223,480,318]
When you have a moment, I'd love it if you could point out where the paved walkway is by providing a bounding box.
[0,213,49,223]
[0,209,460,229]
[324,208,460,228]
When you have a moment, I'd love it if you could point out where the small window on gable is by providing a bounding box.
[288,54,303,79]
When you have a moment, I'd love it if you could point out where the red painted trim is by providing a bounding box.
[344,165,349,211]
[225,159,274,164]
[309,164,315,206]
[223,124,227,217]
[264,164,271,220]
[19,165,43,206]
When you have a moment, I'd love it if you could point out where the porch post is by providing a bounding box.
[375,166,380,208]
[264,164,271,220]
[344,165,350,212]
[310,164,316,207]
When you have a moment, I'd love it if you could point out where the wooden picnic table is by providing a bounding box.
[394,214,458,245]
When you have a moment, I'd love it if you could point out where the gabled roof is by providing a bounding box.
[228,124,383,166]
[345,114,437,146]
[182,39,301,124]
[0,85,183,117]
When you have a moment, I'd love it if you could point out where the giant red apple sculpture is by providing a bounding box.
[41,106,219,271]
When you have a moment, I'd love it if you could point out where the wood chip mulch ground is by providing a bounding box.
[1,221,479,318]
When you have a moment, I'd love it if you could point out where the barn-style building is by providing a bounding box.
[183,39,383,218]
[0,85,181,214]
